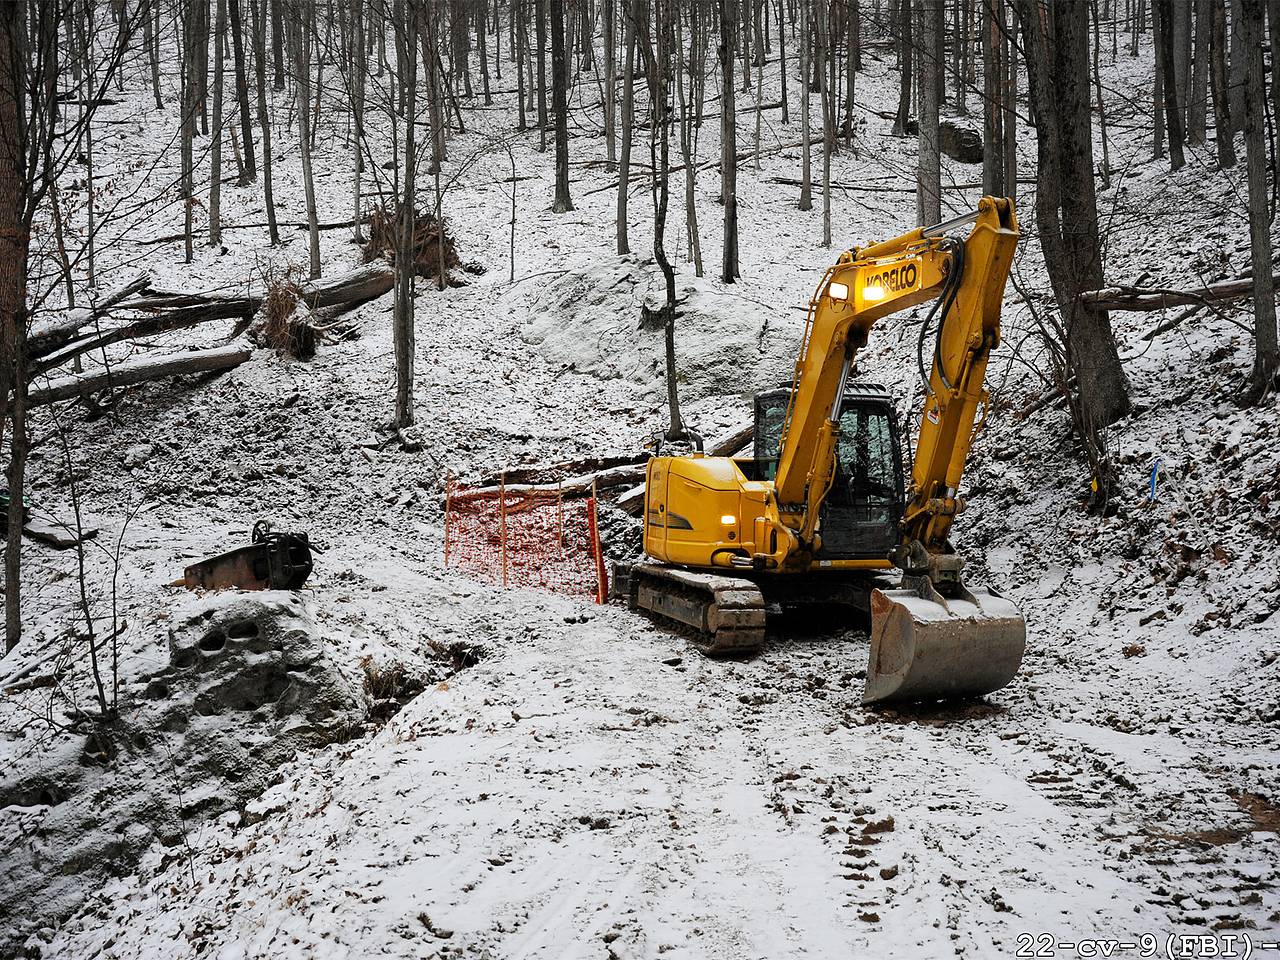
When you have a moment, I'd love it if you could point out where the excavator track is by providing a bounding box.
[627,563,766,655]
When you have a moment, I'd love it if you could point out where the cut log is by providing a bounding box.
[1079,272,1280,312]
[28,345,251,406]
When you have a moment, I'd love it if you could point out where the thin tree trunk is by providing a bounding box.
[395,2,420,428]
[250,0,279,244]
[1239,0,1277,400]
[1226,0,1245,129]
[296,2,321,278]
[605,0,617,169]
[819,0,832,245]
[617,1,634,254]
[144,0,163,108]
[1091,0,1111,186]
[917,0,941,226]
[677,7,703,276]
[352,0,365,242]
[551,0,573,211]
[228,0,256,180]
[1208,0,1235,167]
[182,0,196,263]
[1156,0,1186,169]
[1187,0,1210,144]
[892,0,912,134]
[536,0,548,151]
[0,0,29,653]
[209,0,227,246]
[720,0,740,281]
[982,0,1005,195]
[800,0,811,209]
[271,0,285,88]
[777,0,788,122]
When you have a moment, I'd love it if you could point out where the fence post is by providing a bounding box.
[587,487,608,604]
[443,473,454,567]
[499,472,509,587]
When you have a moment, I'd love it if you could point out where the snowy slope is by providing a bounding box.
[3,17,1279,960]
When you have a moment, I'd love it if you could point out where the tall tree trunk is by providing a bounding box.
[1002,8,1017,201]
[271,0,285,88]
[1018,0,1131,473]
[720,0,740,281]
[800,0,812,209]
[351,0,366,242]
[1152,0,1165,158]
[819,0,833,246]
[677,6,703,276]
[209,0,227,246]
[295,2,321,278]
[777,0,788,123]
[551,0,573,211]
[144,0,163,108]
[1187,0,1210,144]
[182,0,197,263]
[1239,0,1277,400]
[395,1,420,428]
[536,0,548,151]
[250,0,280,244]
[916,0,941,226]
[1172,0,1190,126]
[1156,0,1186,169]
[1208,0,1235,166]
[228,0,257,180]
[0,0,28,653]
[1225,0,1245,129]
[617,1,634,254]
[605,0,617,170]
[982,0,1005,195]
[892,0,912,134]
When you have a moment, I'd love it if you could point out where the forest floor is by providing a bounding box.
[4,24,1280,960]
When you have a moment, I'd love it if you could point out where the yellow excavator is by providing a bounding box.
[627,197,1026,704]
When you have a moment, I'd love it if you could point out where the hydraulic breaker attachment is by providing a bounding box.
[183,520,314,592]
[864,572,1025,705]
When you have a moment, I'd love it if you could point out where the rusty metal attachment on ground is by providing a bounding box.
[183,520,315,591]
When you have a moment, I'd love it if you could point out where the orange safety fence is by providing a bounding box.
[443,477,608,603]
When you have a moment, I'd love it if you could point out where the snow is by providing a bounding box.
[3,12,1280,960]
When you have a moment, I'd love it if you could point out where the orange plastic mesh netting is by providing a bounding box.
[443,478,608,602]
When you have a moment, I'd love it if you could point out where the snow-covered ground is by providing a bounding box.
[3,19,1279,960]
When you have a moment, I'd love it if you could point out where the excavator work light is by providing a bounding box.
[863,284,887,302]
[828,281,849,301]
[720,515,737,525]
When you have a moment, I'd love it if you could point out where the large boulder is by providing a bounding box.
[0,593,365,958]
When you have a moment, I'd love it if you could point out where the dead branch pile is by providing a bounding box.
[362,204,481,287]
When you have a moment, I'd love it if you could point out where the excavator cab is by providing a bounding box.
[749,383,904,560]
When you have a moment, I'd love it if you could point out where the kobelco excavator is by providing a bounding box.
[627,197,1026,704]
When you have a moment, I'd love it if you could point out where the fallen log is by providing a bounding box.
[449,462,647,503]
[1079,272,1280,312]
[28,272,152,358]
[28,344,251,406]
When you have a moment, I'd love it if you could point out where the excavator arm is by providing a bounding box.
[772,196,1025,702]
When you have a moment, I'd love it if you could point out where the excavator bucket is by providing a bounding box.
[864,585,1026,704]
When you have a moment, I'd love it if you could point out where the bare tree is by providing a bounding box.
[982,0,1006,195]
[250,0,280,244]
[617,0,635,254]
[295,1,321,278]
[1187,0,1210,144]
[638,0,685,439]
[800,0,812,210]
[209,0,228,245]
[917,0,942,226]
[551,0,573,211]
[720,0,740,282]
[1018,0,1130,496]
[892,0,913,135]
[1208,0,1235,167]
[1239,0,1277,401]
[1155,0,1185,170]
[395,1,421,428]
[228,0,257,181]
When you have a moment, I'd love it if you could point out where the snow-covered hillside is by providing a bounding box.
[2,11,1279,960]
